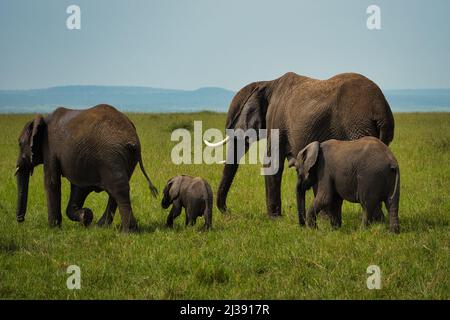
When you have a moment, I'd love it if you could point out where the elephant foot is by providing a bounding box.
[79,208,93,227]
[121,221,138,233]
[330,223,341,230]
[330,217,342,229]
[318,210,330,220]
[390,224,400,234]
[306,218,317,229]
[370,213,385,224]
[218,205,229,214]
[298,214,306,226]
[48,219,62,228]
[97,215,113,227]
[268,212,282,219]
[166,222,174,229]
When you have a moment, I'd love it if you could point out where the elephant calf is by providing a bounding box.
[288,137,400,233]
[161,175,213,230]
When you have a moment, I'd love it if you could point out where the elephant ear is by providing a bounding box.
[228,82,267,131]
[30,115,45,165]
[242,87,266,131]
[168,176,182,201]
[298,141,320,178]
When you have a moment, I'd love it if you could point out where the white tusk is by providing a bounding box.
[218,160,226,164]
[14,166,19,176]
[204,135,230,148]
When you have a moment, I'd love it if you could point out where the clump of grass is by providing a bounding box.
[195,265,230,285]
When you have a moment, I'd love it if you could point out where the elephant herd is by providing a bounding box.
[14,72,400,233]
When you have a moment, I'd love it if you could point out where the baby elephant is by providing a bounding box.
[161,175,213,230]
[288,137,400,233]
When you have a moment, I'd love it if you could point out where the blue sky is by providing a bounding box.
[1,0,449,91]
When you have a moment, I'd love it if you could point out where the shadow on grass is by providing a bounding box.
[137,220,168,233]
[138,218,226,234]
[316,209,449,234]
[0,237,20,254]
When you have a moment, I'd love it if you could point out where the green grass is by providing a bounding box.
[0,112,449,299]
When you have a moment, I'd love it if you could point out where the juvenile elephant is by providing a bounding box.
[161,175,213,230]
[288,137,400,233]
[206,72,394,218]
[15,104,158,232]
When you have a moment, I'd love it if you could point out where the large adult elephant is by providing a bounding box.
[206,72,394,218]
[15,104,158,232]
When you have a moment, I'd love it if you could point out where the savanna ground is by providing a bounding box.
[0,112,449,299]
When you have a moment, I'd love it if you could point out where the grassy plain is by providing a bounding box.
[0,112,448,299]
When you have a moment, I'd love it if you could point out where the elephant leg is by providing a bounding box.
[361,200,376,229]
[385,198,400,234]
[311,185,330,220]
[368,203,385,224]
[109,181,137,233]
[66,184,94,227]
[329,196,343,229]
[362,197,383,229]
[361,207,370,229]
[264,156,285,217]
[97,195,117,227]
[203,208,212,230]
[44,163,62,227]
[166,204,182,228]
[191,214,198,226]
[306,205,318,229]
[306,197,327,229]
[185,204,193,226]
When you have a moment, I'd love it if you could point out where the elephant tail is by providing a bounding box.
[390,165,400,202]
[203,182,213,230]
[376,96,395,145]
[139,157,158,198]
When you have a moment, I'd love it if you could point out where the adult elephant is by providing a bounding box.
[15,104,158,232]
[206,72,394,218]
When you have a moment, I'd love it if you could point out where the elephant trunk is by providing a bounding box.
[217,163,239,213]
[217,137,248,213]
[16,170,30,222]
[296,182,306,225]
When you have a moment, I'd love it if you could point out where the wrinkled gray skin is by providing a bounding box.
[15,104,158,232]
[161,175,213,230]
[215,72,394,218]
[288,137,400,233]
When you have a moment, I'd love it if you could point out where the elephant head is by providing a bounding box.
[161,176,182,209]
[289,141,320,188]
[288,141,320,218]
[205,81,270,213]
[15,115,45,222]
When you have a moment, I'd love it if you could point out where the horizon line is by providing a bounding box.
[2,84,450,93]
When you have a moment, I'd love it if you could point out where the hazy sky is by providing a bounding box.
[1,0,449,91]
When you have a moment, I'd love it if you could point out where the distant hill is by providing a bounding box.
[0,86,449,113]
